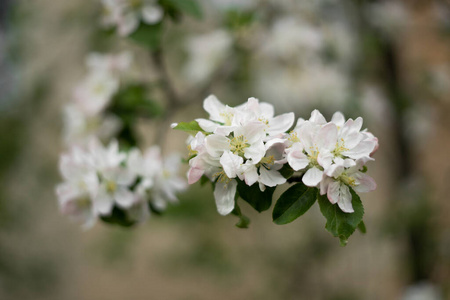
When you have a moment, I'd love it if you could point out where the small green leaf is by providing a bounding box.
[272,183,317,225]
[231,199,250,228]
[278,164,294,179]
[164,0,203,19]
[101,206,137,227]
[129,22,163,50]
[357,220,367,234]
[237,180,275,213]
[173,120,205,136]
[317,188,364,246]
[200,175,210,186]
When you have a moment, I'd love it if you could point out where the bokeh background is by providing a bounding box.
[0,0,449,299]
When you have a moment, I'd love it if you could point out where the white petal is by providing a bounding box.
[327,181,341,204]
[302,167,323,187]
[242,164,258,186]
[196,118,219,133]
[267,112,295,135]
[353,173,377,193]
[214,180,237,216]
[141,4,163,24]
[331,112,345,127]
[187,167,204,184]
[204,95,225,123]
[259,168,286,187]
[205,134,229,157]
[286,144,309,171]
[220,151,243,178]
[337,185,353,213]
[309,109,327,125]
[114,187,135,208]
[244,141,265,163]
[316,123,338,150]
[94,187,114,215]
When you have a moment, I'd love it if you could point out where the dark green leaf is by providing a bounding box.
[231,199,250,229]
[278,164,294,179]
[357,220,367,234]
[272,183,317,225]
[200,175,210,186]
[173,120,204,136]
[129,22,163,50]
[165,0,203,19]
[101,206,137,227]
[237,180,275,213]
[317,188,364,246]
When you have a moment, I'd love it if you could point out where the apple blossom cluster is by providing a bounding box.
[174,95,378,226]
[63,52,132,146]
[100,0,163,36]
[56,138,186,229]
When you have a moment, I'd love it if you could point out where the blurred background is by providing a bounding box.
[0,0,449,299]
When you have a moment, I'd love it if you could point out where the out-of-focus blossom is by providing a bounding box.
[366,1,410,38]
[401,282,443,300]
[63,105,122,146]
[184,30,233,84]
[100,0,163,36]
[73,71,119,116]
[86,51,133,75]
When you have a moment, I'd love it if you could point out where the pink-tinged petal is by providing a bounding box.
[259,168,286,187]
[316,123,338,150]
[327,181,341,204]
[196,118,219,133]
[317,150,333,169]
[268,112,295,135]
[320,176,333,195]
[354,173,377,193]
[337,185,354,213]
[309,109,327,125]
[259,102,275,118]
[214,125,236,136]
[188,167,204,184]
[297,122,315,150]
[344,140,377,160]
[94,187,114,215]
[286,145,309,171]
[242,164,258,186]
[118,12,139,36]
[220,151,243,178]
[331,112,345,127]
[302,167,323,187]
[205,134,229,157]
[114,187,135,208]
[204,95,225,123]
[141,4,163,24]
[214,180,237,216]
[324,164,345,178]
[244,141,265,163]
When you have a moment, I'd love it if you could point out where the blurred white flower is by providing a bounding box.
[260,17,323,62]
[63,105,122,146]
[366,1,410,38]
[184,30,233,84]
[401,282,443,300]
[56,146,99,229]
[73,71,119,116]
[86,51,133,75]
[100,0,163,36]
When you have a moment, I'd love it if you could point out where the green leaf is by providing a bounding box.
[317,188,364,246]
[128,22,163,50]
[272,183,317,225]
[236,180,275,213]
[173,120,204,136]
[101,206,137,227]
[278,164,294,179]
[164,0,203,19]
[231,201,250,229]
[357,220,367,234]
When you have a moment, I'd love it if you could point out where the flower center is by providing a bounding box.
[106,180,117,193]
[338,174,356,187]
[288,131,300,143]
[213,170,231,184]
[332,138,349,157]
[308,146,320,167]
[259,155,275,169]
[220,112,234,126]
[230,135,250,157]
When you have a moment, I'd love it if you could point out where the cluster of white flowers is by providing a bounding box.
[56,138,186,228]
[184,95,378,216]
[100,0,163,36]
[63,52,132,146]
